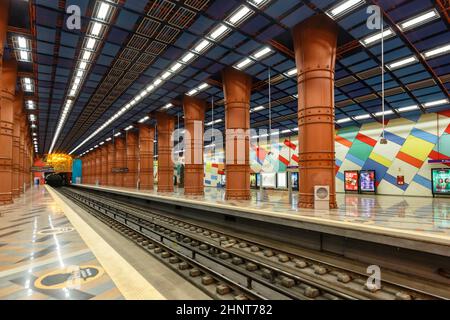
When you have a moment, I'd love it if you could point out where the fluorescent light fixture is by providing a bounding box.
[281,129,291,134]
[284,68,297,77]
[251,105,264,112]
[181,52,196,64]
[85,37,97,50]
[399,9,439,31]
[94,145,98,148]
[193,39,211,53]
[423,99,448,108]
[354,114,371,120]
[206,119,222,126]
[32,132,37,136]
[198,83,209,90]
[17,36,27,49]
[138,116,150,123]
[209,24,229,40]
[423,44,450,59]
[235,58,253,70]
[125,125,133,131]
[82,50,92,61]
[374,110,394,117]
[161,71,172,80]
[26,100,35,109]
[99,141,105,145]
[326,0,365,19]
[78,61,88,70]
[90,22,103,36]
[292,127,299,131]
[162,103,173,110]
[114,132,121,137]
[96,2,111,20]
[336,117,352,124]
[106,137,112,142]
[252,47,272,59]
[228,5,252,25]
[31,124,37,128]
[19,50,30,61]
[153,78,163,86]
[248,0,271,7]
[387,55,418,70]
[397,105,418,112]
[170,62,183,72]
[361,28,394,46]
[187,89,198,96]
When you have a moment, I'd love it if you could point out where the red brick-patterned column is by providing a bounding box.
[293,14,338,209]
[85,154,91,184]
[183,95,205,195]
[12,91,23,198]
[124,131,138,188]
[222,67,251,200]
[107,141,114,186]
[155,113,174,193]
[101,145,107,186]
[138,124,154,190]
[95,148,101,184]
[0,60,17,204]
[114,137,126,187]
[19,117,25,193]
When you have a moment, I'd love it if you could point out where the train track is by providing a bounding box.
[59,186,447,300]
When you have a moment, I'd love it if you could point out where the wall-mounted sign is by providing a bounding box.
[432,168,450,195]
[359,170,376,193]
[31,166,54,173]
[344,171,359,192]
[112,167,129,173]
[397,175,405,185]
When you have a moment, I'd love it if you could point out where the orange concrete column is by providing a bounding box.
[124,131,138,188]
[0,0,9,84]
[101,145,107,186]
[114,136,125,187]
[138,124,154,190]
[183,95,205,195]
[222,67,252,200]
[96,148,102,184]
[292,15,338,209]
[19,117,25,193]
[12,91,23,198]
[0,60,18,204]
[155,112,174,193]
[107,141,114,186]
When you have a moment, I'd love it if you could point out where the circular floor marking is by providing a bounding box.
[37,226,75,235]
[34,265,105,290]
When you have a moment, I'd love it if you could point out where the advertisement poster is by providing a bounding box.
[250,174,257,188]
[261,173,276,188]
[277,173,287,188]
[359,170,376,192]
[344,171,359,192]
[432,169,450,194]
[291,172,299,190]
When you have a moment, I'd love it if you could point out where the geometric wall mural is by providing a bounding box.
[204,111,450,196]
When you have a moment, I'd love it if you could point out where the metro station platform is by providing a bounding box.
[0,186,209,300]
[74,184,450,258]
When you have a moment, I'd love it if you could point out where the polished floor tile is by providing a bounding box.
[0,186,123,300]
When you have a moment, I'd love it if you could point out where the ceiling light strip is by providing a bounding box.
[72,1,272,156]
[50,0,115,154]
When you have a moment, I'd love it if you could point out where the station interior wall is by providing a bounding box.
[202,111,450,196]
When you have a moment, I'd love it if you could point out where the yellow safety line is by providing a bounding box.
[46,185,166,300]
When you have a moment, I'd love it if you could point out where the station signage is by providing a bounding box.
[31,166,55,173]
[112,167,129,173]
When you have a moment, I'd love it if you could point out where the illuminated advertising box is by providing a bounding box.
[359,170,376,193]
[344,171,359,192]
[432,168,450,196]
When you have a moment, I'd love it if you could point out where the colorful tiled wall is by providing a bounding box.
[203,111,450,196]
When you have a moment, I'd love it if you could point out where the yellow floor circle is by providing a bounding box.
[34,265,105,290]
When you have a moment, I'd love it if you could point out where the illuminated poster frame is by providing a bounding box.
[431,168,450,197]
[344,170,359,193]
[359,170,376,193]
